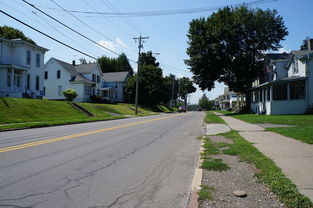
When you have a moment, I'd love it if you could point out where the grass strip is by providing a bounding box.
[198,185,214,201]
[222,148,238,155]
[0,116,125,131]
[201,159,230,171]
[204,111,225,124]
[220,130,313,208]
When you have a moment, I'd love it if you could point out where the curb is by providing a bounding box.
[187,138,204,208]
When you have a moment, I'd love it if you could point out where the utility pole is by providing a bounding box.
[133,35,148,115]
[171,76,175,107]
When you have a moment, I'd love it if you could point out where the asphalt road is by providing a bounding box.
[0,112,204,208]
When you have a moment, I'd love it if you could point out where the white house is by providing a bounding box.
[100,72,130,103]
[43,58,103,102]
[0,38,48,98]
[215,87,237,110]
[251,41,313,115]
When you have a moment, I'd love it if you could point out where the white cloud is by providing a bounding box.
[97,40,116,52]
[97,37,130,52]
[116,37,130,49]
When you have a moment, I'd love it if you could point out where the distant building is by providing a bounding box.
[100,72,130,103]
[251,39,313,114]
[43,58,102,102]
[215,87,237,110]
[0,38,48,98]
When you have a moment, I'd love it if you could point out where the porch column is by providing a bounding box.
[287,83,290,100]
[265,88,268,101]
[270,86,273,101]
[10,69,14,92]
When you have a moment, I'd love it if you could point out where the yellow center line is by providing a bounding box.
[0,114,182,153]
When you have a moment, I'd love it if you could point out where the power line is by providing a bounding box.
[21,0,136,63]
[36,0,277,17]
[101,0,142,34]
[49,0,133,53]
[0,9,98,60]
[80,0,136,38]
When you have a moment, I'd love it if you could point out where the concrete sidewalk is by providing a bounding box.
[220,115,313,202]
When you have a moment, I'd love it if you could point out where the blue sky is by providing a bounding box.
[1,0,313,103]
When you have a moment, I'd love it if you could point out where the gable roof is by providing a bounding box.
[291,50,313,58]
[75,63,102,75]
[285,50,313,68]
[102,72,129,82]
[50,58,94,84]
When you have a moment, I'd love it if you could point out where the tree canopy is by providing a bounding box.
[178,77,196,106]
[124,52,195,106]
[185,6,288,94]
[0,25,36,45]
[97,53,133,75]
[300,37,311,50]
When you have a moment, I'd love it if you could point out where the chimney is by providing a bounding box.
[307,39,313,50]
[72,60,76,66]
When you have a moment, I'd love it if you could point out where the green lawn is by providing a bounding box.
[220,131,313,208]
[79,103,153,116]
[204,111,225,124]
[0,97,87,124]
[0,98,156,130]
[232,114,313,144]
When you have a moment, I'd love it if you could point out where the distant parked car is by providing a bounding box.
[178,106,187,113]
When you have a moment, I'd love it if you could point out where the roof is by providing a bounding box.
[102,72,129,82]
[75,63,101,74]
[265,53,290,64]
[285,50,313,68]
[251,76,307,89]
[51,58,95,84]
[0,38,49,52]
[291,50,313,58]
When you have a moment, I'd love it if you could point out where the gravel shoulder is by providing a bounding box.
[200,135,285,208]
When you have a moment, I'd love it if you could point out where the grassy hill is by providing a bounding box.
[0,98,155,130]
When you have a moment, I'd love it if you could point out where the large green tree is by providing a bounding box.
[0,25,36,45]
[185,6,288,102]
[97,53,133,74]
[124,65,168,105]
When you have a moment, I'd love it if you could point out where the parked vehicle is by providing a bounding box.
[178,106,187,113]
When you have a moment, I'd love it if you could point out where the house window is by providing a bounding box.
[115,84,118,88]
[36,53,40,67]
[92,74,96,82]
[293,60,299,74]
[84,85,90,95]
[273,84,287,100]
[57,70,61,79]
[44,71,48,79]
[26,50,31,65]
[97,75,100,83]
[102,90,108,97]
[27,74,30,89]
[290,81,305,100]
[7,69,11,87]
[36,76,40,90]
[58,86,63,96]
[115,93,118,99]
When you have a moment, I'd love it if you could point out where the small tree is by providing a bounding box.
[198,93,210,110]
[63,89,78,101]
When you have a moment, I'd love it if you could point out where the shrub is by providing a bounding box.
[63,89,78,101]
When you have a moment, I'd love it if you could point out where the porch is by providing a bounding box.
[251,77,308,115]
[0,65,31,98]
